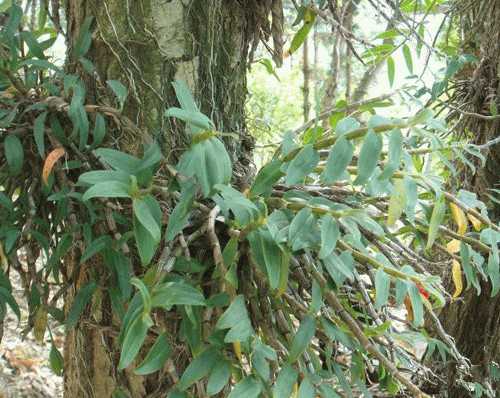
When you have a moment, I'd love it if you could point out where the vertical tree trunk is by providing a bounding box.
[302,36,311,122]
[438,2,500,396]
[63,1,255,396]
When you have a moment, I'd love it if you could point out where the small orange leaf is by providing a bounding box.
[42,147,65,185]
[404,295,413,322]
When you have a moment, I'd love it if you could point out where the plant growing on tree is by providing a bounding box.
[0,2,499,398]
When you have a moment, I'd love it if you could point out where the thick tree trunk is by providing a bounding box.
[438,2,500,396]
[63,1,255,396]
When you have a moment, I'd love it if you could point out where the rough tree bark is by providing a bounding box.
[62,1,262,396]
[437,1,500,396]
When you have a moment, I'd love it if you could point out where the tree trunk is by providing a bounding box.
[438,2,500,396]
[63,1,256,396]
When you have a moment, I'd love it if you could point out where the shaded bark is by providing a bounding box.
[437,1,500,396]
[63,1,255,396]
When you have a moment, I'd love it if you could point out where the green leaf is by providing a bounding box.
[171,80,199,114]
[228,377,262,398]
[320,137,354,184]
[179,347,218,390]
[0,286,20,320]
[134,332,172,375]
[387,56,395,86]
[73,16,93,58]
[387,178,406,227]
[215,184,260,227]
[4,135,24,175]
[82,181,131,201]
[151,282,206,308]
[288,315,315,363]
[66,281,97,329]
[165,107,213,131]
[402,44,413,74]
[426,193,446,250]
[177,138,231,197]
[460,243,480,294]
[118,313,153,370]
[34,111,47,157]
[107,80,128,110]
[77,170,131,186]
[408,283,424,327]
[91,113,106,149]
[379,129,402,180]
[323,252,354,286]
[273,364,298,398]
[286,144,319,185]
[80,235,112,263]
[166,180,196,241]
[288,207,318,252]
[289,14,315,55]
[247,228,283,289]
[49,344,64,376]
[319,214,340,259]
[134,195,161,265]
[216,295,254,342]
[251,338,277,381]
[354,130,383,185]
[374,269,390,309]
[131,277,152,315]
[298,377,315,398]
[94,148,141,173]
[133,196,161,242]
[207,359,231,396]
[336,117,360,136]
[250,159,284,198]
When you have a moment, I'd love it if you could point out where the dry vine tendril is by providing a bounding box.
[0,3,499,398]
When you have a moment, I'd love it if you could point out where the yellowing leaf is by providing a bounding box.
[33,307,48,343]
[404,295,413,322]
[0,242,8,269]
[452,260,463,299]
[446,239,461,254]
[42,147,66,185]
[387,178,406,227]
[449,202,467,235]
[292,383,299,398]
[467,213,482,231]
[233,341,242,362]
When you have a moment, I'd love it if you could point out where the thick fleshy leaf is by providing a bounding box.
[66,281,97,329]
[288,315,315,363]
[216,295,254,342]
[273,364,298,398]
[118,313,153,370]
[319,214,340,259]
[374,268,390,309]
[178,347,219,390]
[321,137,354,184]
[285,144,319,185]
[354,130,383,185]
[207,359,231,396]
[228,377,262,398]
[247,228,283,289]
[250,159,284,197]
[134,333,172,375]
